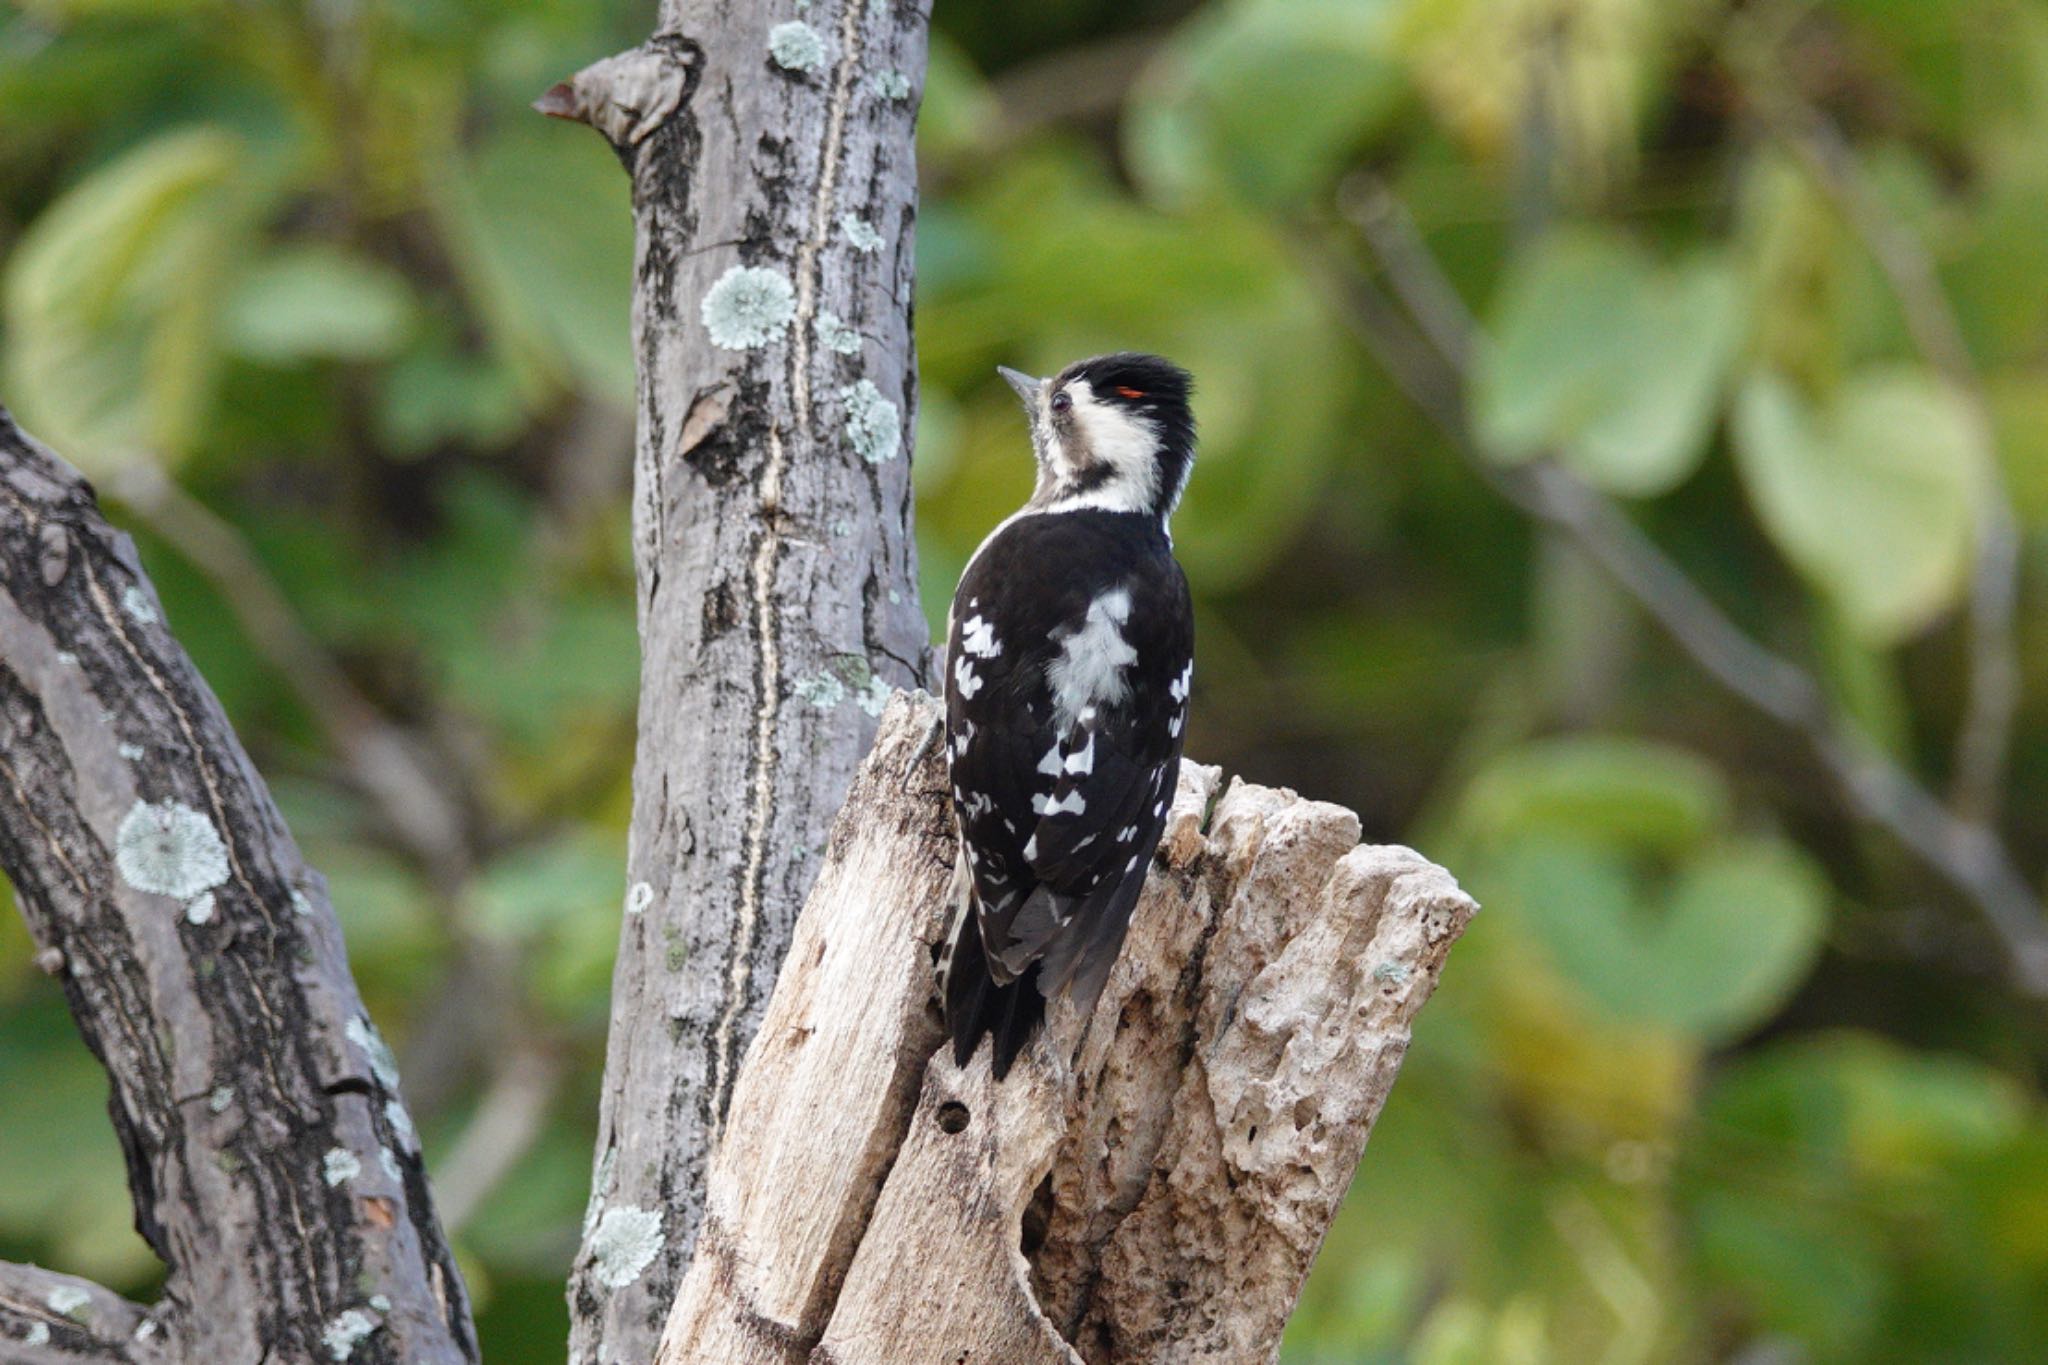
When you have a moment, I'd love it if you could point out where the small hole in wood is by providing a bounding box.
[936,1101,970,1134]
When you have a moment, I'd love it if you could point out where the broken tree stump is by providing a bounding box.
[651,692,1475,1364]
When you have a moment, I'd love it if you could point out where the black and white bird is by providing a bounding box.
[939,352,1197,1079]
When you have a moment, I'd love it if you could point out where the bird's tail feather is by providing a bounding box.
[944,914,1044,1081]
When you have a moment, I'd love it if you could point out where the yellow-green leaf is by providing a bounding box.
[2,125,255,473]
[1732,369,1984,643]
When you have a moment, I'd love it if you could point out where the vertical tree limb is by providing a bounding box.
[543,5,931,1359]
[0,411,477,1362]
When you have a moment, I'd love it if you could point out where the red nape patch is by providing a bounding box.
[1115,386,1145,399]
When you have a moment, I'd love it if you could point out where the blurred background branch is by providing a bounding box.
[1325,177,2048,995]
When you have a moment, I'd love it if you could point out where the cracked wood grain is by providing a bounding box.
[548,5,932,1361]
[0,409,477,1363]
[656,694,1476,1365]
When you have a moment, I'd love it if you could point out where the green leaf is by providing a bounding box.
[454,120,635,407]
[1459,735,1732,856]
[1732,369,1984,643]
[1473,227,1743,496]
[221,245,418,363]
[2,125,256,472]
[1496,835,1828,1042]
[375,336,527,456]
[1126,0,1403,209]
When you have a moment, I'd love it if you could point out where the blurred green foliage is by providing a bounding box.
[6,0,2048,1360]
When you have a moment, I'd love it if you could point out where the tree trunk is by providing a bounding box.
[539,4,931,1361]
[655,695,1476,1364]
[0,411,476,1363]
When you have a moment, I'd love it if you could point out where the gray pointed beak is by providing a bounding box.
[997,366,1041,407]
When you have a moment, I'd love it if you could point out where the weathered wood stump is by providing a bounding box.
[654,692,1476,1364]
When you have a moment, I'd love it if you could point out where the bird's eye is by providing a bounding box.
[1050,390,1072,415]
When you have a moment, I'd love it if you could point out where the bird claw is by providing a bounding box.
[903,711,945,790]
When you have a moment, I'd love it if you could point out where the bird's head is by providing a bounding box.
[998,352,1195,523]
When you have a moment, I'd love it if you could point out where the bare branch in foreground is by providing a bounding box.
[0,409,477,1363]
[655,693,1476,1364]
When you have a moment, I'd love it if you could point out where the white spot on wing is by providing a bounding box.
[1049,587,1136,730]
[960,614,1001,658]
[1032,790,1086,817]
[952,654,983,699]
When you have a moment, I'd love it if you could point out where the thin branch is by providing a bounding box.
[0,1261,158,1363]
[1746,71,2024,826]
[1316,190,2048,997]
[433,1040,566,1233]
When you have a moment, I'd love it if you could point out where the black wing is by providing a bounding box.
[942,512,1193,1077]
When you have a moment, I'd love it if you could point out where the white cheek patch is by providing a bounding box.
[1043,379,1162,515]
[1076,397,1159,500]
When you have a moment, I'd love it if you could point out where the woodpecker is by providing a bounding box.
[938,352,1197,1079]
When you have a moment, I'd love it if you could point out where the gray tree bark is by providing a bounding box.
[539,4,931,1361]
[0,410,476,1363]
[655,695,1476,1364]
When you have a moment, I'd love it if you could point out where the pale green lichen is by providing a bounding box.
[767,20,827,73]
[816,310,862,356]
[323,1147,362,1187]
[185,892,217,925]
[840,379,901,463]
[871,69,912,100]
[701,265,796,349]
[322,1309,377,1360]
[208,1086,233,1114]
[384,1098,414,1146]
[379,1147,403,1182]
[1371,960,1411,985]
[794,671,847,711]
[24,1323,49,1347]
[855,675,892,717]
[590,1205,665,1289]
[46,1284,90,1319]
[115,800,229,900]
[625,882,654,916]
[120,585,158,624]
[840,213,883,253]
[799,655,892,716]
[118,742,144,761]
[291,889,313,916]
[344,1016,401,1089]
